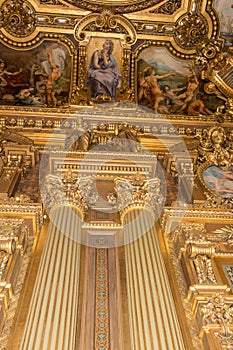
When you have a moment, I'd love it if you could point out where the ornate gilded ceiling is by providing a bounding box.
[0,0,231,120]
[0,2,233,350]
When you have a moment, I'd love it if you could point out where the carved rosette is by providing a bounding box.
[114,173,164,220]
[0,0,36,37]
[42,174,99,216]
[175,13,208,49]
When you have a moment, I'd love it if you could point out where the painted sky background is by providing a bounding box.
[214,0,233,33]
[139,47,191,76]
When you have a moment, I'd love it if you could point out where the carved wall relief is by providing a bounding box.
[164,219,233,350]
[196,125,233,207]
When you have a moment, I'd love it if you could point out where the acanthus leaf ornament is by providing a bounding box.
[42,174,99,215]
[213,226,233,246]
[201,294,233,338]
[115,173,164,219]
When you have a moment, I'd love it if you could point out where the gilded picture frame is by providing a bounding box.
[197,161,233,199]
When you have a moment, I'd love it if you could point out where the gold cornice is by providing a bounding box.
[0,202,43,236]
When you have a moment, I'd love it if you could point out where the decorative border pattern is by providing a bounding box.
[63,0,166,14]
[95,249,109,350]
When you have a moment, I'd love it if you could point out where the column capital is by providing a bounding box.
[114,173,164,221]
[42,174,99,218]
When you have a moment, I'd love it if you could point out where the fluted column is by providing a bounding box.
[20,205,83,350]
[123,208,185,350]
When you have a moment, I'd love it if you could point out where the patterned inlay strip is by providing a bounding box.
[95,248,109,350]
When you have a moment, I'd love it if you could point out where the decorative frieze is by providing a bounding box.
[95,249,109,350]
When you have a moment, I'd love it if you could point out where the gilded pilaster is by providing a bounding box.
[20,205,83,350]
[123,209,185,350]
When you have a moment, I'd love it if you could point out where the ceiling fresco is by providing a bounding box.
[0,2,233,350]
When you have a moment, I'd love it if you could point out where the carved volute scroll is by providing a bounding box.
[114,172,164,220]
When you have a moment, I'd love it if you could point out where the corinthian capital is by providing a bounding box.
[114,173,164,217]
[42,174,99,216]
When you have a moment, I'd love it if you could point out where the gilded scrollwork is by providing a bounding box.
[197,192,233,209]
[84,13,127,34]
[196,40,233,117]
[197,126,233,167]
[0,229,34,349]
[150,0,182,14]
[0,218,25,283]
[39,0,67,5]
[0,0,36,37]
[166,223,204,349]
[196,125,233,206]
[199,295,233,348]
[61,0,166,14]
[201,294,233,330]
[75,12,136,45]
[196,38,223,63]
[175,13,208,49]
